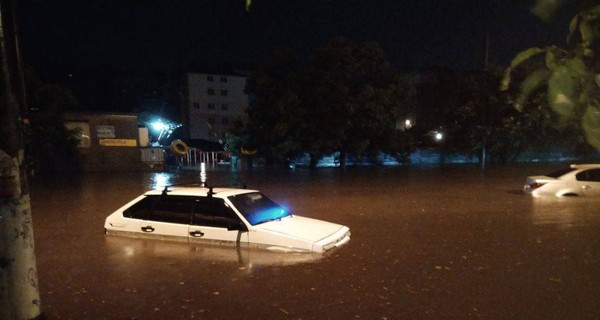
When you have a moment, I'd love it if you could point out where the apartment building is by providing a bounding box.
[183,72,249,141]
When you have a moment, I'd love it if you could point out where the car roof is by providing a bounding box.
[570,163,600,169]
[143,186,259,198]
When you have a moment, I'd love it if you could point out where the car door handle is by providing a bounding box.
[141,226,155,232]
[189,230,205,237]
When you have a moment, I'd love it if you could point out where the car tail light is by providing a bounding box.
[529,182,546,190]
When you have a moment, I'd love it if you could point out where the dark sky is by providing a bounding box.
[17,0,579,77]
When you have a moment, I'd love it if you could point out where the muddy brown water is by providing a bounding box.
[29,163,599,319]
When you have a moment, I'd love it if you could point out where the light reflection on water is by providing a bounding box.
[149,172,172,189]
[144,164,241,190]
[104,236,325,272]
[529,196,599,227]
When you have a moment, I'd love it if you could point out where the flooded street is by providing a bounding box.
[29,163,599,319]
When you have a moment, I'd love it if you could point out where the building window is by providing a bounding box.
[221,103,228,110]
[208,118,215,125]
[220,89,228,96]
[207,88,214,95]
[65,121,91,148]
[207,75,214,81]
[207,103,215,110]
[221,118,228,125]
[220,76,228,83]
[193,102,200,109]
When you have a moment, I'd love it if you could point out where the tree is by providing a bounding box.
[245,39,415,168]
[0,0,41,318]
[306,38,411,167]
[23,67,82,173]
[502,3,600,152]
[245,50,304,166]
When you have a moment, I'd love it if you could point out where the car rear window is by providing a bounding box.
[123,196,156,219]
[546,168,576,178]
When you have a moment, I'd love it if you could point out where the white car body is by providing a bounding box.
[523,164,600,197]
[104,186,350,253]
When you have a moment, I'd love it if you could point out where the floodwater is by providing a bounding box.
[29,163,599,319]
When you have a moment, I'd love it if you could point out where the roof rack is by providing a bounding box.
[160,182,248,197]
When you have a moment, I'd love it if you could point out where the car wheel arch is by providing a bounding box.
[559,192,580,197]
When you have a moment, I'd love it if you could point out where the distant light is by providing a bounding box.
[435,132,443,141]
[405,119,412,130]
[151,121,168,131]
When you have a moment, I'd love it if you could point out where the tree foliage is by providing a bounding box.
[23,67,81,173]
[245,49,304,166]
[245,38,415,168]
[502,3,600,152]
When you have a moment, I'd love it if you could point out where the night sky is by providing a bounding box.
[17,0,580,78]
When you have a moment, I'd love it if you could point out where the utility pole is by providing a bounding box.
[0,0,42,318]
[481,33,489,172]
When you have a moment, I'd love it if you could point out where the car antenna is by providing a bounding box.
[207,186,215,198]
[161,185,170,196]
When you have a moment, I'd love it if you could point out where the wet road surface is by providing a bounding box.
[29,164,599,319]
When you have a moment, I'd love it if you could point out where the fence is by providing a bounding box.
[182,147,230,167]
[140,147,165,170]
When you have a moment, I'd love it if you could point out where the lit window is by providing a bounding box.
[65,121,91,148]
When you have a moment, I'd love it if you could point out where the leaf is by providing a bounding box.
[579,20,593,46]
[500,67,513,91]
[548,66,576,116]
[582,106,600,151]
[531,0,560,22]
[509,47,545,70]
[569,15,579,35]
[545,50,559,70]
[565,57,586,76]
[516,69,549,111]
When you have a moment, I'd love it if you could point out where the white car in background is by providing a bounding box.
[104,186,350,253]
[523,164,600,197]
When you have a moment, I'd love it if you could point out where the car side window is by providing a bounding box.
[123,196,157,219]
[576,169,600,182]
[147,196,194,224]
[192,197,244,229]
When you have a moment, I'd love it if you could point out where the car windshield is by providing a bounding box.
[228,192,291,225]
[546,168,576,178]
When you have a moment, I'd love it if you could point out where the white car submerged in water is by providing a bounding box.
[523,164,600,197]
[104,186,350,253]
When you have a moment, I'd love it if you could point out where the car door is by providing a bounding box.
[189,197,249,246]
[576,169,600,196]
[141,196,194,241]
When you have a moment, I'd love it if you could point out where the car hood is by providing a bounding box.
[254,215,345,242]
